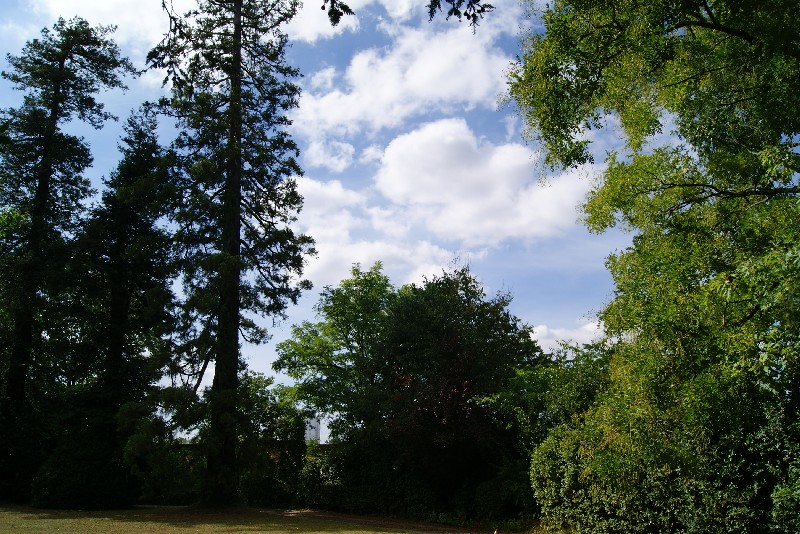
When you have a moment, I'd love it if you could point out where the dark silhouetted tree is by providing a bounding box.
[149,0,314,505]
[0,17,136,499]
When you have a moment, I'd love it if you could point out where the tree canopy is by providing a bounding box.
[276,263,543,519]
[0,17,137,500]
[509,0,800,530]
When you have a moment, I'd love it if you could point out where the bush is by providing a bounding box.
[124,416,202,505]
[32,435,138,509]
[297,441,346,509]
[239,457,297,507]
[529,373,798,533]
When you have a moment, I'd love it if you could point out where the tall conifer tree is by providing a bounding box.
[0,17,136,498]
[149,0,314,505]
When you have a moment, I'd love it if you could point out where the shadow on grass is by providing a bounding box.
[0,503,483,533]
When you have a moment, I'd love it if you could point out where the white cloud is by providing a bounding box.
[305,237,453,288]
[503,113,521,142]
[294,175,454,288]
[296,175,366,237]
[374,0,419,21]
[533,320,602,353]
[309,66,338,91]
[304,140,356,172]
[284,0,360,43]
[373,118,592,247]
[359,144,384,164]
[367,206,409,238]
[292,20,511,144]
[24,0,194,58]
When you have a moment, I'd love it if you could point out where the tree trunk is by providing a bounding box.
[204,0,243,506]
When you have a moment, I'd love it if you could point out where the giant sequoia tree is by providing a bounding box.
[148,0,314,505]
[510,1,800,530]
[0,17,136,498]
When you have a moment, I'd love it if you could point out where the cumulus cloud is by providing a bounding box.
[532,320,602,353]
[284,0,360,43]
[292,20,512,147]
[287,0,521,42]
[309,66,338,91]
[359,145,384,164]
[304,140,356,172]
[295,175,366,237]
[294,175,454,288]
[24,0,193,57]
[373,118,592,247]
[305,237,453,288]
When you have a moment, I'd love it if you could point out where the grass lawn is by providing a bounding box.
[0,504,492,534]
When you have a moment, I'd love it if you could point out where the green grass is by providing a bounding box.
[0,504,484,534]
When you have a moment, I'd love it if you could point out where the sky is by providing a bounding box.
[0,0,631,379]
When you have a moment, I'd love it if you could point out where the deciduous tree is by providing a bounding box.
[509,0,800,529]
[276,263,543,518]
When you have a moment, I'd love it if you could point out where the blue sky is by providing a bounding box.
[1,0,631,379]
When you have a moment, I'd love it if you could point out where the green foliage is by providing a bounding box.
[772,460,800,532]
[297,440,344,508]
[510,0,800,172]
[530,363,798,532]
[276,263,396,439]
[74,105,176,396]
[124,412,203,505]
[480,342,612,453]
[510,0,800,530]
[0,16,137,501]
[31,435,138,510]
[148,0,314,505]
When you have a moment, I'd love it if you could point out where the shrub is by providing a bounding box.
[32,435,138,509]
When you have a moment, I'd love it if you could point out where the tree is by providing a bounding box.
[0,17,136,499]
[479,342,612,456]
[75,105,176,412]
[275,263,397,440]
[276,263,543,519]
[382,267,543,517]
[148,0,315,505]
[509,0,800,529]
[29,106,180,509]
[28,106,180,509]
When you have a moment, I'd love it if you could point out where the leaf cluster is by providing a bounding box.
[321,0,494,27]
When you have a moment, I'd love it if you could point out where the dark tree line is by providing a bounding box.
[0,8,312,508]
[275,263,544,520]
[0,18,139,501]
[0,2,512,515]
